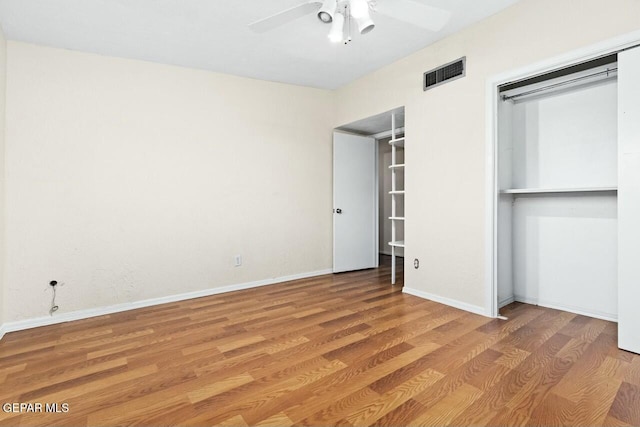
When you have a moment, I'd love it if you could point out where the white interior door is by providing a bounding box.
[333,132,377,273]
[618,46,640,354]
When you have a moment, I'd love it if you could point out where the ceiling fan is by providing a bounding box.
[249,0,452,44]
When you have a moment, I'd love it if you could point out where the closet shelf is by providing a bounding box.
[501,186,618,194]
[389,112,404,286]
[389,137,405,147]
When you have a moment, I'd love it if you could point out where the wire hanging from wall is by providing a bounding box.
[49,280,59,315]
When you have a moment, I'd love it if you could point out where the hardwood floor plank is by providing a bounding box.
[1,357,129,401]
[608,382,640,426]
[527,392,579,427]
[603,415,633,427]
[624,356,640,386]
[345,368,444,426]
[87,394,191,426]
[216,415,249,427]
[298,386,380,426]
[253,412,293,427]
[410,383,483,426]
[486,406,532,427]
[28,364,159,405]
[449,332,572,426]
[240,331,367,380]
[194,358,347,426]
[506,356,577,418]
[187,372,255,403]
[373,398,426,427]
[0,362,26,382]
[412,348,502,409]
[284,342,419,423]
[552,332,618,402]
[493,344,531,369]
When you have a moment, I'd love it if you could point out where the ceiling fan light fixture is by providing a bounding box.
[349,0,374,34]
[349,0,369,19]
[356,15,375,34]
[328,12,345,43]
[317,0,337,23]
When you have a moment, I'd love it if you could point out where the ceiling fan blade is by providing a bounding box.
[249,2,322,33]
[375,0,451,32]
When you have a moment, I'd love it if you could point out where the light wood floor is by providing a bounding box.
[1,256,639,426]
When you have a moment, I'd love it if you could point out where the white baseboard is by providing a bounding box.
[514,295,617,322]
[499,296,515,308]
[0,268,333,337]
[402,287,488,317]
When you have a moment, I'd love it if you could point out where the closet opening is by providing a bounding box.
[487,37,640,354]
[494,52,619,324]
[333,107,405,286]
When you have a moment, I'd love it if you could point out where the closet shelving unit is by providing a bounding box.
[496,59,620,320]
[388,113,405,285]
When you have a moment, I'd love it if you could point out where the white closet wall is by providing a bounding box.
[511,195,617,318]
[510,81,617,189]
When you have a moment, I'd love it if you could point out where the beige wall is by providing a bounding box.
[5,42,334,322]
[0,26,6,325]
[335,0,640,311]
[3,0,640,324]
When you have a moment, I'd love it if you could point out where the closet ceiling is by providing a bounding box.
[337,107,405,135]
[0,0,520,89]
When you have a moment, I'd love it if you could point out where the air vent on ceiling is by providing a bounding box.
[423,57,466,91]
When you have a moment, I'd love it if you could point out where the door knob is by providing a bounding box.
[336,208,342,214]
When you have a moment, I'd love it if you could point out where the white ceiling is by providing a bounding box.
[0,0,521,89]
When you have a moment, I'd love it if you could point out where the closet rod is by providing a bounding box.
[502,67,618,102]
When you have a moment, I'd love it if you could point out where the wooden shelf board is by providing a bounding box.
[500,187,618,194]
[389,241,405,248]
[389,191,405,195]
[389,164,405,169]
[389,217,405,221]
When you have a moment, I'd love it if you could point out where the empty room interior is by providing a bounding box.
[0,0,640,426]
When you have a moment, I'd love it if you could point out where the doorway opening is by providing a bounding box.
[334,107,405,286]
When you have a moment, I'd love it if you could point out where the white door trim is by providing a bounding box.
[484,29,640,318]
[375,137,380,267]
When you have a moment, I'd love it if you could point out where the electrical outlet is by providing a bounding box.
[234,255,242,267]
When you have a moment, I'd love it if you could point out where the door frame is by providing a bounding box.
[375,138,380,266]
[484,29,640,318]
